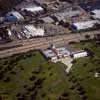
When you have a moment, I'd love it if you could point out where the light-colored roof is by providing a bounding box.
[92,15,100,20]
[91,9,100,20]
[22,6,43,12]
[42,50,56,58]
[23,25,44,38]
[53,10,81,21]
[8,11,24,20]
[56,47,70,55]
[41,17,54,23]
[91,9,100,15]
[72,20,98,30]
[71,50,87,54]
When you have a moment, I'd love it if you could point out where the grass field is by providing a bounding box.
[70,41,100,100]
[0,41,100,100]
[0,51,76,100]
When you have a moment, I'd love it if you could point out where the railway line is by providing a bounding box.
[0,30,99,58]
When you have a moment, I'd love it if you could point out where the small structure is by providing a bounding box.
[42,49,57,61]
[71,50,88,59]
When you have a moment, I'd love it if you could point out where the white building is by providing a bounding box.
[91,9,100,20]
[23,25,44,38]
[91,9,100,15]
[21,6,44,13]
[71,50,88,59]
[42,50,57,61]
[71,20,98,30]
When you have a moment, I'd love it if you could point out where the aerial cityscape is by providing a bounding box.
[0,0,100,100]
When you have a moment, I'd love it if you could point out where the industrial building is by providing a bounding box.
[42,47,71,61]
[21,6,43,13]
[52,8,81,22]
[34,0,56,7]
[71,50,88,59]
[70,20,99,31]
[42,45,88,62]
[22,25,44,38]
[52,47,70,58]
[91,9,100,20]
[40,16,54,23]
[79,1,100,11]
[7,10,24,21]
[20,3,44,13]
[42,49,57,61]
[15,0,44,14]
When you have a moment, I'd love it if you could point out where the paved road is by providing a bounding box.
[0,30,99,58]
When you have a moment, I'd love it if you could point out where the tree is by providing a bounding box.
[4,77,10,82]
[34,78,44,86]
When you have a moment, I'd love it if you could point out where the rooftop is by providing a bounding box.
[56,47,70,55]
[42,49,56,58]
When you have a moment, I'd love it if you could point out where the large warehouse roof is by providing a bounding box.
[22,6,43,12]
[53,10,81,21]
[71,20,99,30]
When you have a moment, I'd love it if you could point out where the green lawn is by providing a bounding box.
[0,41,100,100]
[0,51,74,100]
[71,41,100,100]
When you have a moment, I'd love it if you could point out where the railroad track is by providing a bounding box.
[0,31,99,58]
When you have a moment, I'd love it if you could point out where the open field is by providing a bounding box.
[0,51,80,100]
[0,41,100,100]
[70,41,100,100]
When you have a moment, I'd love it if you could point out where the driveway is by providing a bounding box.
[61,57,73,74]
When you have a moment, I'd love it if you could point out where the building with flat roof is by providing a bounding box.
[21,5,43,13]
[42,49,57,61]
[42,45,88,62]
[52,47,71,58]
[71,50,88,59]
[40,16,54,23]
[23,25,44,38]
[34,0,56,6]
[71,20,99,31]
[52,7,81,22]
[7,11,24,21]
[91,9,100,20]
[15,0,44,13]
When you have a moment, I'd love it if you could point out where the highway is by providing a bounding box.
[0,30,99,58]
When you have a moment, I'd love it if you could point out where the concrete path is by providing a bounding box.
[61,57,73,74]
